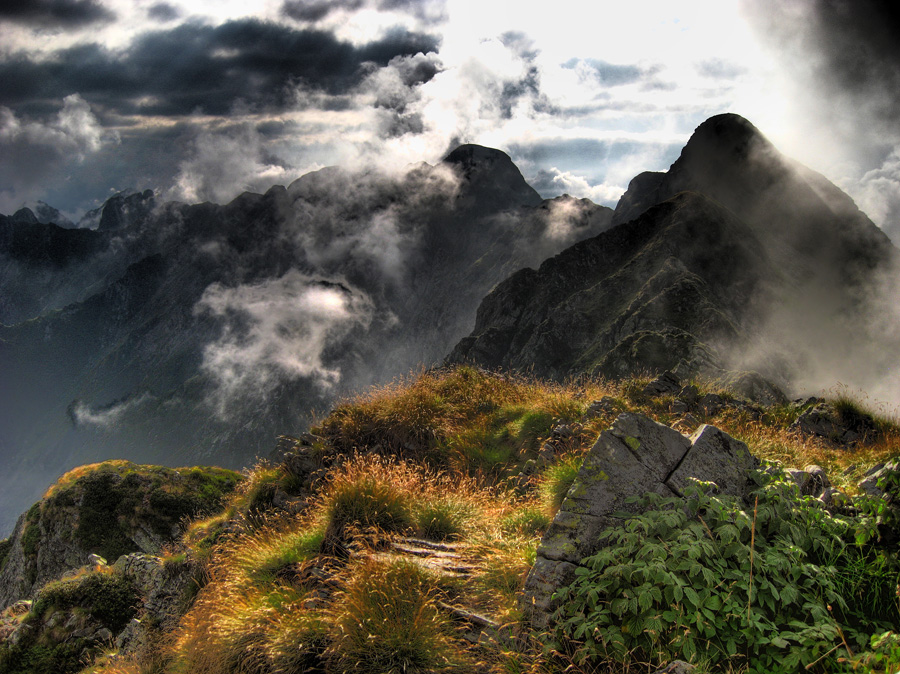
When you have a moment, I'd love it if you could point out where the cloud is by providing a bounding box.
[146,2,181,22]
[282,0,364,22]
[194,270,375,416]
[280,161,460,286]
[529,167,624,207]
[0,94,116,212]
[0,20,440,117]
[358,52,441,138]
[0,0,114,27]
[69,393,155,428]
[850,146,900,239]
[168,122,291,204]
[696,58,746,80]
[563,57,660,87]
[740,0,900,147]
[281,0,446,24]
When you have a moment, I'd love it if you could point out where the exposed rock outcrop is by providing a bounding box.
[522,413,757,628]
[0,462,240,609]
[790,401,879,445]
[114,553,196,656]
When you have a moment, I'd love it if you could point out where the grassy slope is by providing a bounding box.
[4,366,899,674]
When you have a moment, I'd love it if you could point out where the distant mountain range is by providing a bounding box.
[0,145,613,534]
[2,113,898,536]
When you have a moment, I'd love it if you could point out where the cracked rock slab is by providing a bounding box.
[522,413,760,629]
[666,424,757,499]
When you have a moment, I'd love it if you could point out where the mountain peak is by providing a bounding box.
[689,113,762,146]
[443,144,515,170]
[673,113,774,177]
[442,144,542,209]
[10,208,39,225]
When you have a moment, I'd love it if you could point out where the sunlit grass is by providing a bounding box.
[79,367,900,674]
[325,557,464,673]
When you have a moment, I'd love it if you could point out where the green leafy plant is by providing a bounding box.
[553,472,900,673]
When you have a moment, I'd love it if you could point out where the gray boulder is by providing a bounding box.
[790,403,878,445]
[522,413,758,628]
[114,553,195,656]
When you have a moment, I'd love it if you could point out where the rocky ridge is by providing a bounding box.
[449,114,900,399]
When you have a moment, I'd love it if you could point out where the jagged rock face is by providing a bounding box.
[0,145,614,535]
[614,114,894,283]
[114,553,195,656]
[0,462,240,608]
[450,114,900,396]
[450,190,779,380]
[522,413,757,628]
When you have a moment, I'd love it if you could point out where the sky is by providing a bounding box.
[1,0,899,239]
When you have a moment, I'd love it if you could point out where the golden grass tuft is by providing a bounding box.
[324,556,464,673]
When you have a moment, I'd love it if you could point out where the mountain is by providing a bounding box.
[0,146,614,535]
[450,114,900,400]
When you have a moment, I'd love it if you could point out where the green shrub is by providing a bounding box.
[554,473,900,673]
[32,571,139,633]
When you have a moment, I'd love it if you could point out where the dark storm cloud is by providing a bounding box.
[281,0,445,24]
[0,20,440,118]
[741,0,900,128]
[510,137,648,166]
[0,0,114,27]
[146,2,181,22]
[282,0,365,23]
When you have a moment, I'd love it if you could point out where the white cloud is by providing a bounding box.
[168,122,291,204]
[71,393,155,428]
[0,94,111,158]
[0,94,117,213]
[847,147,900,238]
[194,270,375,416]
[536,167,625,207]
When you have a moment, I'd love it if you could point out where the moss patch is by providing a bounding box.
[40,461,242,563]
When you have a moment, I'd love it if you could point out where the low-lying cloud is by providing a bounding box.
[169,123,292,205]
[69,393,155,428]
[0,94,116,213]
[194,270,375,417]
